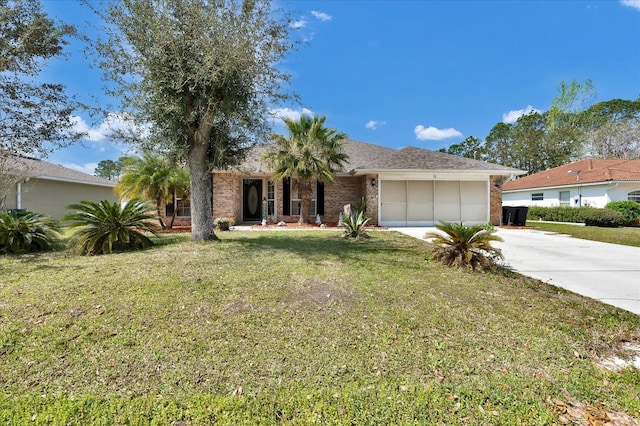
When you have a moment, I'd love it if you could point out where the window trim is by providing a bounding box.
[628,190,640,203]
[559,190,570,206]
[290,179,317,217]
[175,197,191,217]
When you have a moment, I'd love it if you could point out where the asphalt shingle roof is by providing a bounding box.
[3,155,116,187]
[503,158,640,191]
[233,139,523,175]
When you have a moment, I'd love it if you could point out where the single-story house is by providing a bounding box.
[502,158,640,208]
[1,155,117,219]
[213,139,525,227]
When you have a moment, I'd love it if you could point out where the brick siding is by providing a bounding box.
[490,175,504,225]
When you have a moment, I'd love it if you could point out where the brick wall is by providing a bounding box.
[322,176,366,223]
[213,173,241,223]
[364,174,379,225]
[273,175,367,223]
[490,175,504,225]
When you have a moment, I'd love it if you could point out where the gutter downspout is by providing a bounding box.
[605,182,619,204]
[16,181,21,209]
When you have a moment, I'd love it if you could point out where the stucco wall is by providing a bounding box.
[503,182,640,208]
[4,178,116,219]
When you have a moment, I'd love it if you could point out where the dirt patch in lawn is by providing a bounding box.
[288,279,351,308]
[593,336,640,372]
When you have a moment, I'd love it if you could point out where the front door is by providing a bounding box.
[243,179,263,221]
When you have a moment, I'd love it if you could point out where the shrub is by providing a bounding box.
[214,217,234,231]
[342,210,370,240]
[0,210,61,254]
[605,201,640,226]
[526,206,592,223]
[582,208,625,228]
[63,199,159,255]
[426,222,503,272]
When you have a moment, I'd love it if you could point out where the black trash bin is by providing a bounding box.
[512,206,529,226]
[502,206,516,225]
[502,206,528,226]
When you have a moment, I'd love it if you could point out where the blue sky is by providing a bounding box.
[41,0,640,175]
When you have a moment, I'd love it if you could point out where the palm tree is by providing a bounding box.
[166,166,191,229]
[115,153,190,229]
[426,222,503,271]
[262,115,348,223]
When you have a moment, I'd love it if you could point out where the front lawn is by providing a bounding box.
[527,221,640,247]
[1,230,638,424]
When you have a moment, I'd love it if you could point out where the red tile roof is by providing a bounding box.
[503,158,640,191]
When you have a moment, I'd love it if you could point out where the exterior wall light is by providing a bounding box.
[371,178,377,187]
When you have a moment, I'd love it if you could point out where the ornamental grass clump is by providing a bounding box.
[426,221,503,271]
[0,210,61,254]
[63,199,159,255]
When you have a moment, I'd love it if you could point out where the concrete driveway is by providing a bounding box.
[392,227,640,316]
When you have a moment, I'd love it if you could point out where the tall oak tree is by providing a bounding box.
[93,0,295,240]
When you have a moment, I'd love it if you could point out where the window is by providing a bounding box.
[176,198,190,217]
[559,191,570,206]
[628,190,640,203]
[531,193,544,201]
[291,179,316,216]
[267,180,275,217]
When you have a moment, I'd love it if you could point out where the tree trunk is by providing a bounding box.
[168,208,177,229]
[155,198,167,229]
[188,124,218,241]
[299,182,313,224]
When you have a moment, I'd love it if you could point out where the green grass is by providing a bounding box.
[1,230,639,424]
[527,221,640,247]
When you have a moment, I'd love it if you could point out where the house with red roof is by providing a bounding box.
[502,158,640,208]
[213,139,524,227]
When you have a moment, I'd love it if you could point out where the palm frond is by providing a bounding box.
[426,221,503,272]
[63,199,159,255]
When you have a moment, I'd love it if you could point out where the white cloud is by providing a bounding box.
[311,10,332,21]
[621,0,640,11]
[291,18,307,29]
[269,107,314,122]
[70,112,148,142]
[70,115,106,141]
[414,125,462,141]
[502,105,540,124]
[365,120,386,130]
[60,162,99,175]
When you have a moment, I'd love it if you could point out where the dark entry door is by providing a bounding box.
[243,179,263,221]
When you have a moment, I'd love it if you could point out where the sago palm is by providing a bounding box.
[0,210,61,254]
[63,199,159,255]
[426,222,503,271]
[262,115,348,223]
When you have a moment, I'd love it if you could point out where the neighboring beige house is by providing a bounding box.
[213,140,525,227]
[1,155,117,219]
[503,158,640,208]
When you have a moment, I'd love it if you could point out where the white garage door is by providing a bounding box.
[380,180,488,226]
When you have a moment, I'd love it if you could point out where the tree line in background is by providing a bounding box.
[441,88,640,174]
